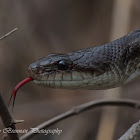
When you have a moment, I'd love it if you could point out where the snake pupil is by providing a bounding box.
[57,60,68,70]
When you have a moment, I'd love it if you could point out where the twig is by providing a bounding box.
[0,92,19,140]
[20,99,140,140]
[0,28,18,40]
[0,29,19,139]
[119,120,140,140]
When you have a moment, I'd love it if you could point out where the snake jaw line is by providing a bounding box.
[9,77,33,110]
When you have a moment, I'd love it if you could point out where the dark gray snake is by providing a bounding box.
[28,28,140,90]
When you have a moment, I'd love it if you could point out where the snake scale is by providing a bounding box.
[27,28,140,90]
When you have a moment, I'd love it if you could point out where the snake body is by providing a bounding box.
[28,29,140,90]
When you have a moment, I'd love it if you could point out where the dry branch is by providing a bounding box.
[20,99,140,140]
[0,29,19,140]
[0,28,17,40]
[0,92,19,140]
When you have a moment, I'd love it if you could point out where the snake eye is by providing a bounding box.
[57,60,69,70]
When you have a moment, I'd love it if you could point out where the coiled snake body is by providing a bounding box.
[28,29,140,90]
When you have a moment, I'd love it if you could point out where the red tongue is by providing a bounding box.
[9,77,33,110]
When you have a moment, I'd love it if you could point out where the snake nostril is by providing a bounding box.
[27,66,32,73]
[28,65,44,75]
[28,66,37,74]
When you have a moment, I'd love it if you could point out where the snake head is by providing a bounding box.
[28,53,81,88]
[9,53,76,110]
[27,49,100,89]
[28,53,73,76]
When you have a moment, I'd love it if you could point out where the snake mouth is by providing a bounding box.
[31,73,88,90]
[28,64,95,89]
[33,77,93,89]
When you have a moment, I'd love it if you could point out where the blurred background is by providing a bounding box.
[0,0,140,139]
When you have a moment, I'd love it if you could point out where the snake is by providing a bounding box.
[9,28,140,107]
[27,28,140,90]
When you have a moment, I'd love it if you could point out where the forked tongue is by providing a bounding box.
[9,77,33,111]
